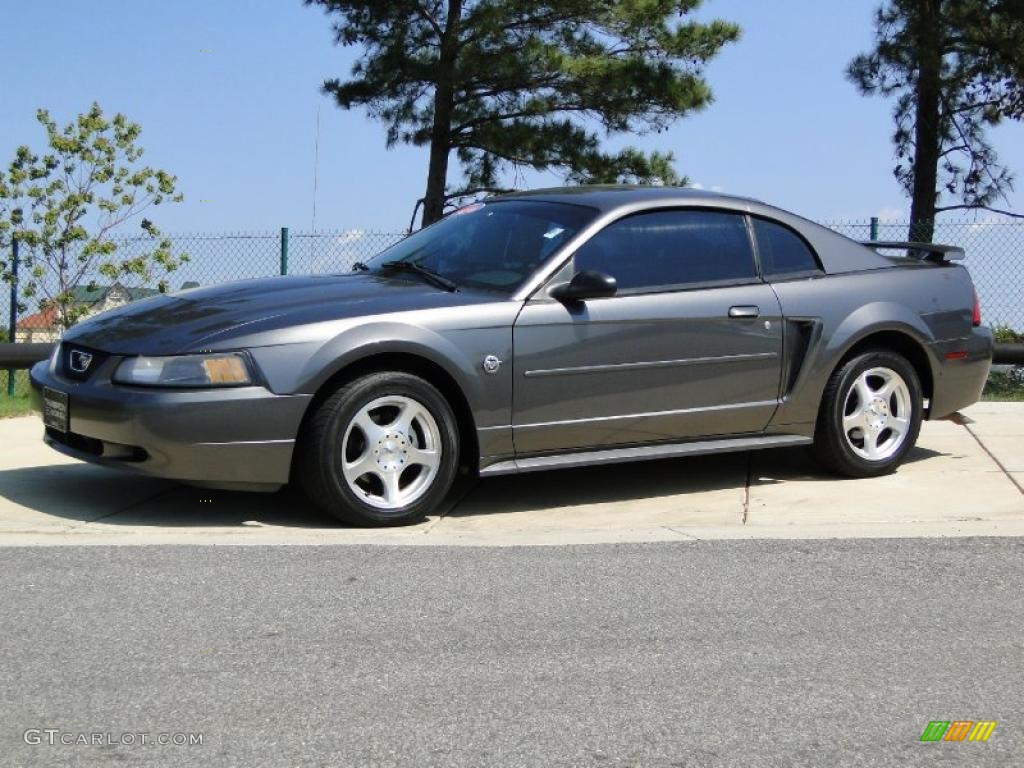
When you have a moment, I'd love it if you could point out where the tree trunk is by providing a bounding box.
[421,0,463,228]
[909,0,943,243]
[422,88,453,227]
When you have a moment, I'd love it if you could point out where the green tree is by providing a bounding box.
[0,104,188,330]
[848,0,1024,242]
[307,0,739,225]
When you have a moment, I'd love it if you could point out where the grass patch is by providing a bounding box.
[0,392,32,418]
[987,326,1024,400]
[983,367,1024,402]
[0,370,33,418]
[984,392,1024,402]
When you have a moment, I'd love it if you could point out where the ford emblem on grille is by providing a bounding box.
[69,350,94,373]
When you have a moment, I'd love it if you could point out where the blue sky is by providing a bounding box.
[1,0,1022,234]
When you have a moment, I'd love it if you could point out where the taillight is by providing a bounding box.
[972,288,982,327]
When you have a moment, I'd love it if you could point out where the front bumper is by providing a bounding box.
[29,354,312,489]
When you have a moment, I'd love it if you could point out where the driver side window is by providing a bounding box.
[573,209,757,293]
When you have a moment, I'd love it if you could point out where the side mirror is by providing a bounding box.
[549,270,618,303]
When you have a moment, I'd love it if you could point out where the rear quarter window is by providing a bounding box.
[752,218,822,277]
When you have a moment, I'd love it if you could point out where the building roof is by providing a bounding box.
[16,306,58,330]
[68,284,159,303]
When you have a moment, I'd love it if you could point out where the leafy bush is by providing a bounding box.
[992,325,1024,344]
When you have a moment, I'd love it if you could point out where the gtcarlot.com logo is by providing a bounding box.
[24,729,203,747]
[920,720,997,742]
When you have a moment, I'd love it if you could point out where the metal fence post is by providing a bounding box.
[7,236,19,397]
[280,227,289,276]
[869,217,879,242]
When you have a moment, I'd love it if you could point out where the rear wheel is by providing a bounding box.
[298,372,460,526]
[813,350,922,478]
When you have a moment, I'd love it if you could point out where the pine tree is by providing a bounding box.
[307,0,740,225]
[849,0,1024,241]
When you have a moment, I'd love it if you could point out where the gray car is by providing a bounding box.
[30,186,992,526]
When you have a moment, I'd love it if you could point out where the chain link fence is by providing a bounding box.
[1,229,406,343]
[828,219,1024,332]
[288,230,407,276]
[3,218,1022,401]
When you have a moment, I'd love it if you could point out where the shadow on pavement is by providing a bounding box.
[0,462,339,528]
[752,444,948,482]
[450,451,753,519]
[0,443,951,530]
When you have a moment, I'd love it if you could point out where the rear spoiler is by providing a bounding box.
[862,241,965,263]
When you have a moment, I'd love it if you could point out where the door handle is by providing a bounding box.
[728,305,760,319]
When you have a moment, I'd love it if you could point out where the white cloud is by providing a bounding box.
[335,229,367,246]
[306,229,374,273]
[876,206,905,222]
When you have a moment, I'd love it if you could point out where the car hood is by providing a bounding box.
[62,273,500,355]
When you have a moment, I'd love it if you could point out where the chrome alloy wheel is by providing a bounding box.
[841,366,913,462]
[340,395,442,510]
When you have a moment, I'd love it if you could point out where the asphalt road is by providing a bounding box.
[1,539,1022,767]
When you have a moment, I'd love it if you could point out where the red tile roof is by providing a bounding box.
[16,306,58,330]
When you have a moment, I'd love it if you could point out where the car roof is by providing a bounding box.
[491,185,896,276]
[493,185,763,213]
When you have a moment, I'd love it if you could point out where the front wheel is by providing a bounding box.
[297,372,460,526]
[813,350,923,478]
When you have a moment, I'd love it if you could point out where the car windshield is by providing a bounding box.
[365,200,596,294]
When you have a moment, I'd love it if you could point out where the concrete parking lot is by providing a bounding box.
[0,402,1020,545]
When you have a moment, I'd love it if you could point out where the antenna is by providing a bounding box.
[311,105,321,232]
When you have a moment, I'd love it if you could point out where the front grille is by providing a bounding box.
[60,343,109,382]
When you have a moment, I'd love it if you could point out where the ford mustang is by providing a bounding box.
[30,186,993,526]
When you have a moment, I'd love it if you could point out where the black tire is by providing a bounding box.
[297,371,460,526]
[813,349,923,478]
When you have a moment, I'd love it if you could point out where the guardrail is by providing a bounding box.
[997,343,1024,365]
[1,343,55,368]
[1,341,1023,373]
[1,343,52,396]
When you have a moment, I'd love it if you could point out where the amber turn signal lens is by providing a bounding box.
[201,355,250,384]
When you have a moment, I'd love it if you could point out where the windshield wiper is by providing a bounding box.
[352,261,370,272]
[380,260,458,292]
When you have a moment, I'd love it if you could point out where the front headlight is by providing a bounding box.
[113,352,253,388]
